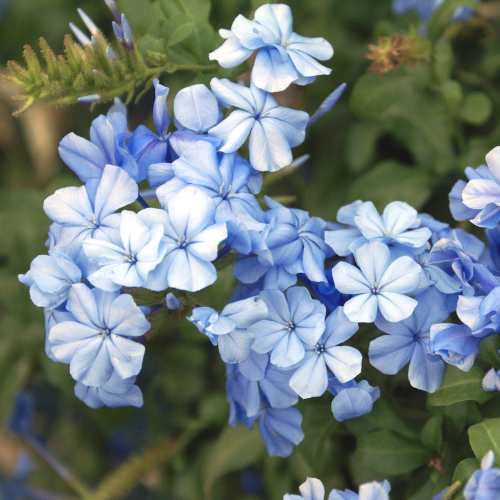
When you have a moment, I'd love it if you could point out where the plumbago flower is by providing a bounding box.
[128,80,222,173]
[209,3,334,92]
[48,283,149,388]
[369,287,447,393]
[58,112,140,182]
[188,296,268,363]
[393,0,479,23]
[325,200,432,257]
[463,451,500,500]
[43,164,138,258]
[233,197,331,290]
[208,78,309,172]
[332,240,422,323]
[18,249,81,308]
[154,140,265,232]
[284,477,391,500]
[289,306,361,398]
[250,286,326,368]
[462,147,500,229]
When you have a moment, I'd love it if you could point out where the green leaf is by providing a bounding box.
[167,22,195,48]
[346,122,383,173]
[440,80,463,112]
[433,39,454,84]
[451,458,480,500]
[202,425,265,495]
[355,430,432,475]
[428,365,495,406]
[420,415,443,453]
[469,418,500,466]
[460,92,493,126]
[427,0,479,43]
[350,71,413,121]
[159,0,211,20]
[349,161,433,211]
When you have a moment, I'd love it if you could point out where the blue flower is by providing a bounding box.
[166,292,181,310]
[284,477,325,500]
[393,0,479,23]
[250,286,326,368]
[233,197,330,289]
[173,83,221,133]
[209,3,333,93]
[329,481,391,500]
[128,80,222,175]
[332,240,422,323]
[369,287,447,393]
[83,210,167,292]
[75,372,143,409]
[483,368,500,392]
[327,375,381,422]
[58,112,140,182]
[226,350,298,418]
[258,405,304,458]
[19,249,81,308]
[155,141,265,232]
[449,164,493,222]
[43,164,138,258]
[208,78,309,172]
[127,79,171,172]
[325,201,431,257]
[188,296,268,363]
[289,306,360,398]
[462,147,500,228]
[48,283,149,386]
[429,323,482,372]
[134,188,227,292]
[427,229,495,296]
[463,451,500,500]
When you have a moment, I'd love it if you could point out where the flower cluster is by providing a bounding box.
[19,1,500,471]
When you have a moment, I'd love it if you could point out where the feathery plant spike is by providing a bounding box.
[2,0,216,116]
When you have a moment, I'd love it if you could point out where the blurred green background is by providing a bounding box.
[2,0,500,498]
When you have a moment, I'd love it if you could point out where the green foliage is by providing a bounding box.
[3,0,500,498]
[355,429,432,475]
[469,419,500,466]
[428,365,495,406]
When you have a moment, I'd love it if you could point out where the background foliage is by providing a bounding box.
[3,0,500,498]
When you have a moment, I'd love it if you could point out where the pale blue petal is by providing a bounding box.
[259,367,298,408]
[331,262,371,294]
[355,240,391,285]
[369,335,414,374]
[462,179,500,209]
[289,353,328,398]
[270,331,305,368]
[174,84,220,133]
[344,293,378,323]
[209,110,255,153]
[209,35,253,68]
[332,387,374,422]
[408,343,444,393]
[107,334,145,379]
[210,77,256,112]
[354,202,386,240]
[49,321,98,363]
[153,79,169,137]
[379,256,421,293]
[324,346,362,383]
[43,186,94,226]
[252,48,298,93]
[58,133,107,182]
[69,337,113,386]
[377,292,418,322]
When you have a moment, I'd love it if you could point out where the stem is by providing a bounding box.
[23,435,94,500]
[443,481,462,500]
[92,423,204,500]
[136,194,149,209]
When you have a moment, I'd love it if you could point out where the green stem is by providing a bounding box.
[443,480,462,500]
[24,435,94,500]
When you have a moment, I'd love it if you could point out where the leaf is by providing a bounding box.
[350,71,414,121]
[451,458,480,500]
[428,365,495,406]
[433,39,454,84]
[355,430,432,475]
[344,399,418,440]
[167,22,195,48]
[460,92,493,126]
[346,121,383,174]
[202,425,265,495]
[478,334,500,369]
[420,415,443,454]
[349,161,434,210]
[469,418,500,466]
[427,0,479,43]
[159,0,211,20]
